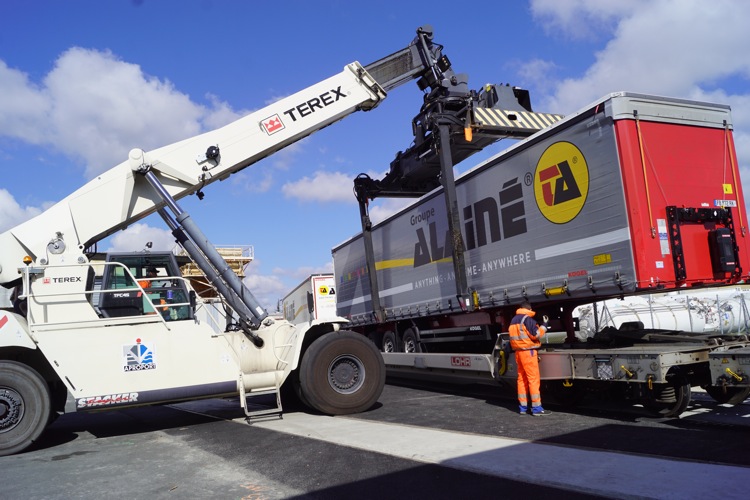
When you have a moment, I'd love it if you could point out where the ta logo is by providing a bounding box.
[534,141,589,224]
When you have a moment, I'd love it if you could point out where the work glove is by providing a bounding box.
[542,315,551,330]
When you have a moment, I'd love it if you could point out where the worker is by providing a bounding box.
[508,300,549,416]
[138,266,158,289]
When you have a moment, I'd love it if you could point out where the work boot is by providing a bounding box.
[531,406,546,416]
[519,405,528,415]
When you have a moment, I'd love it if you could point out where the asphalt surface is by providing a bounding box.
[1,379,749,499]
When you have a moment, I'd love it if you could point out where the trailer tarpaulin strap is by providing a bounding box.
[634,110,656,238]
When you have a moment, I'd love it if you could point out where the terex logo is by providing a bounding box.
[283,86,347,122]
[261,114,285,135]
[534,141,589,224]
[47,276,83,284]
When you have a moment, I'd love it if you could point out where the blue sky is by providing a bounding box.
[2,0,750,310]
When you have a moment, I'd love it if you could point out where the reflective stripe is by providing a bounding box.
[509,332,531,340]
[510,312,543,351]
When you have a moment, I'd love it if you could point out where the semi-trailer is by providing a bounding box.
[332,92,750,416]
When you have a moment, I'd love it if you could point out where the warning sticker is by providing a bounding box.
[658,219,670,255]
[593,253,612,266]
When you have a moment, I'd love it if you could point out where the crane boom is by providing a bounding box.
[0,26,448,287]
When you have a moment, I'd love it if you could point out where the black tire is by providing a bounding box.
[402,329,422,353]
[645,378,691,418]
[299,330,385,415]
[0,361,52,456]
[382,331,397,353]
[703,385,750,405]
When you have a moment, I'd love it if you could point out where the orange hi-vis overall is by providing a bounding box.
[508,308,547,410]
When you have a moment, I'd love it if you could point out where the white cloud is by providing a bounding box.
[201,93,247,130]
[531,1,750,113]
[530,0,648,40]
[514,58,561,94]
[242,271,289,312]
[272,262,335,283]
[368,198,412,225]
[0,189,43,232]
[105,223,176,253]
[229,170,275,194]
[281,170,356,202]
[0,61,50,142]
[44,48,204,178]
[0,48,244,179]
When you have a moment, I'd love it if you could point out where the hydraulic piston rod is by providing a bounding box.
[140,168,267,345]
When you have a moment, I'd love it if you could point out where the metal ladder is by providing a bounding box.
[238,372,283,420]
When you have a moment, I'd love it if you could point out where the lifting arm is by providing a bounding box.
[354,30,564,322]
[0,25,455,289]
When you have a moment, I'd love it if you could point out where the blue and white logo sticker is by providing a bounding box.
[123,339,157,372]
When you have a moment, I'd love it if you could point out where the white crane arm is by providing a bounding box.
[0,62,384,284]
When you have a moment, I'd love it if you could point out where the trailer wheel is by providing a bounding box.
[0,361,51,456]
[382,331,397,353]
[702,385,750,405]
[402,329,422,353]
[645,376,691,418]
[299,330,385,415]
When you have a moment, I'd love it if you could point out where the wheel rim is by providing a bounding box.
[328,355,365,395]
[383,339,394,353]
[403,337,417,353]
[0,387,24,433]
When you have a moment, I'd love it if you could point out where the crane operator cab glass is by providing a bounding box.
[98,252,192,321]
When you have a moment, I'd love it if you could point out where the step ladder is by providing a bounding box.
[238,372,283,420]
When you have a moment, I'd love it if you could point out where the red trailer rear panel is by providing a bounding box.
[612,94,748,289]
